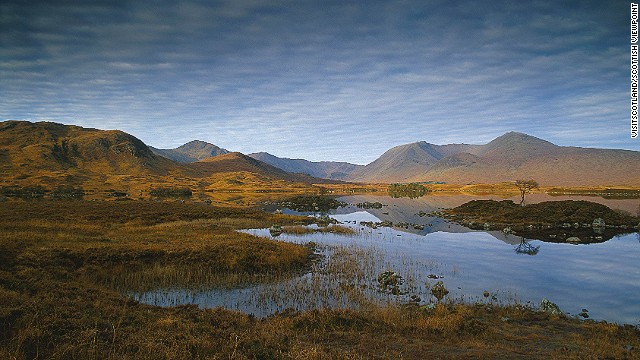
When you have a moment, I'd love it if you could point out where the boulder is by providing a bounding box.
[592,218,605,228]
[539,298,562,316]
[430,281,449,301]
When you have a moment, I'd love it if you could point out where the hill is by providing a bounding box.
[248,152,363,180]
[0,121,335,197]
[348,132,640,186]
[150,140,229,162]
[348,142,481,182]
[192,152,342,184]
[0,120,182,186]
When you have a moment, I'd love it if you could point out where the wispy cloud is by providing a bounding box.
[0,0,633,164]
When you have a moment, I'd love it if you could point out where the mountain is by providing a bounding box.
[347,141,481,183]
[150,140,229,162]
[248,152,363,180]
[0,121,336,190]
[0,120,180,185]
[191,152,342,184]
[350,132,640,186]
[3,121,638,188]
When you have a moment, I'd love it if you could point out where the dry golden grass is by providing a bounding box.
[0,200,638,359]
[282,225,355,236]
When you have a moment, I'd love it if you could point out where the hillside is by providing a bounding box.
[348,141,483,183]
[150,140,229,162]
[348,132,640,186]
[192,152,341,184]
[0,120,183,186]
[0,121,334,197]
[248,152,363,180]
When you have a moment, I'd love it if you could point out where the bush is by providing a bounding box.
[150,187,193,198]
[388,183,429,198]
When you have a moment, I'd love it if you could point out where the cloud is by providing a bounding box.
[0,0,634,164]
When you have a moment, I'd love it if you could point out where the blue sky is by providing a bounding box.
[0,0,636,164]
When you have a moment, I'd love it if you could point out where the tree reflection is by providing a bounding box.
[515,237,540,256]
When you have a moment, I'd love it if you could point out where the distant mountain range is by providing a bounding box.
[233,132,640,186]
[150,140,229,163]
[249,132,640,186]
[0,121,336,188]
[247,152,363,181]
[151,143,363,181]
[190,152,342,184]
[2,121,639,187]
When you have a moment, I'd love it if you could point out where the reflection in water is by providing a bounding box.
[514,237,540,256]
[133,195,640,326]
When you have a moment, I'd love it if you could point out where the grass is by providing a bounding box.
[282,225,355,235]
[0,200,639,359]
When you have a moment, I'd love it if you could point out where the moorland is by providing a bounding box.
[1,120,639,359]
[1,200,640,359]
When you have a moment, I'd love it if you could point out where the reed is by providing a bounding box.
[1,200,638,359]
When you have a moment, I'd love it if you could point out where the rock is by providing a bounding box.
[502,227,512,234]
[420,303,436,312]
[377,270,405,295]
[592,218,606,228]
[566,237,581,243]
[539,298,563,316]
[483,223,491,230]
[483,291,490,298]
[269,225,283,237]
[430,281,449,301]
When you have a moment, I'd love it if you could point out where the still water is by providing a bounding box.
[131,194,640,325]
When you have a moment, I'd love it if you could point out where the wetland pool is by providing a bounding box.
[130,195,640,325]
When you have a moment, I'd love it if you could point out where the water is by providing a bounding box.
[130,195,640,325]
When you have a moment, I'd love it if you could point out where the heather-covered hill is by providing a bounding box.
[150,140,229,163]
[349,132,640,186]
[0,121,183,185]
[0,121,336,194]
[192,152,342,184]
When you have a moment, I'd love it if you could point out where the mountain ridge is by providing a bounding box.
[3,120,639,187]
[248,152,363,181]
[150,140,229,163]
[0,121,336,190]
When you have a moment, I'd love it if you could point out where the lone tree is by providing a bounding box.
[514,179,539,205]
[515,237,540,256]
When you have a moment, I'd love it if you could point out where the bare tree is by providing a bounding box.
[515,237,540,256]
[514,179,539,205]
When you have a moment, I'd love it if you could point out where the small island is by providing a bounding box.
[444,199,640,243]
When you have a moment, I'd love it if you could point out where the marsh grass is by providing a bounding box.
[281,224,355,236]
[1,200,638,359]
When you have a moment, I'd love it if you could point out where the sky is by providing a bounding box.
[0,0,637,164]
